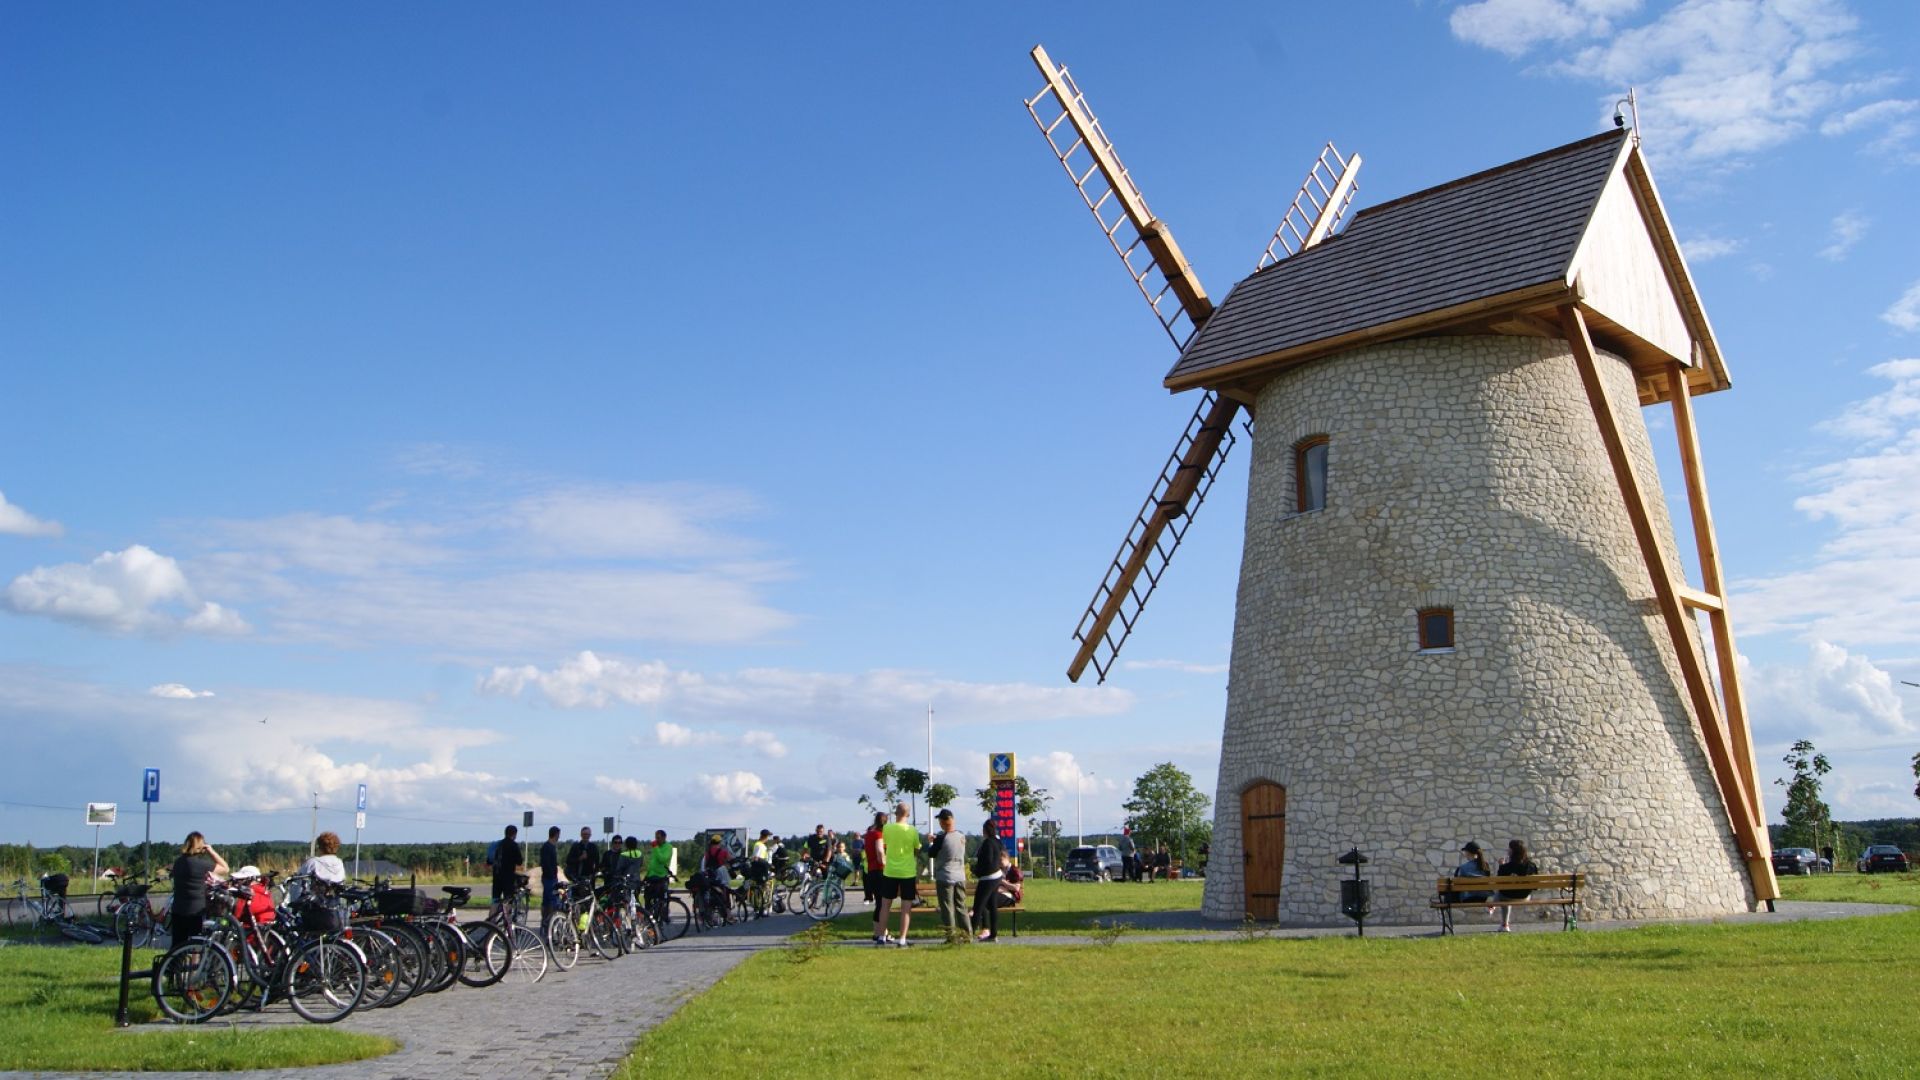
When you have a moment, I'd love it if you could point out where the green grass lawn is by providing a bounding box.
[629,873,1918,1078]
[0,944,394,1071]
[821,876,1206,939]
[1776,869,1920,906]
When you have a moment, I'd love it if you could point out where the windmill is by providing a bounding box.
[1023,45,1776,925]
[1024,45,1360,687]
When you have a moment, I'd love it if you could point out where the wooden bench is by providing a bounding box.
[910,882,1027,937]
[1430,873,1585,934]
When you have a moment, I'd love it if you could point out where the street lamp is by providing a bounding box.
[1077,770,1095,846]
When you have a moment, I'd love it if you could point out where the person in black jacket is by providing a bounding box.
[169,831,230,944]
[564,826,599,888]
[1494,839,1539,932]
[970,819,1007,943]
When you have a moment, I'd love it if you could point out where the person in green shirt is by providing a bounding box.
[642,829,677,912]
[878,802,921,947]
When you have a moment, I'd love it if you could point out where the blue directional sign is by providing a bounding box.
[356,784,368,812]
[142,768,160,804]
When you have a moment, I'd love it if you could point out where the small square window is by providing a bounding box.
[1418,608,1454,650]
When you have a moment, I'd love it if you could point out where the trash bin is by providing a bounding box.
[1340,879,1371,922]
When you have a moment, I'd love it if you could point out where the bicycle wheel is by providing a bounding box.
[633,908,660,949]
[659,895,691,941]
[152,940,235,1023]
[806,879,845,921]
[546,912,580,970]
[507,924,547,984]
[351,928,405,1009]
[286,938,367,1023]
[456,922,511,987]
[376,923,427,1007]
[116,902,156,948]
[420,921,464,993]
[585,909,619,961]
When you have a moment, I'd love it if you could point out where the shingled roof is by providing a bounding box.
[1166,130,1685,392]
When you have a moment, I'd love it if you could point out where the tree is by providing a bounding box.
[1912,751,1919,802]
[1774,739,1833,850]
[896,767,929,825]
[1122,763,1211,859]
[926,783,958,811]
[856,761,902,817]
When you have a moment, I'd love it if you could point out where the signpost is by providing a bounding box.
[141,768,160,879]
[85,802,116,885]
[355,784,368,879]
[989,753,1019,865]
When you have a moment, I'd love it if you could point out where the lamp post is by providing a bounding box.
[1077,770,1095,846]
[309,792,319,856]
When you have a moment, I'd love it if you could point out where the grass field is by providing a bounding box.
[819,876,1206,939]
[0,943,394,1072]
[627,873,1918,1078]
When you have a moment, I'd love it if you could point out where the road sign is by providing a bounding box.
[355,811,367,830]
[603,816,616,835]
[86,802,117,826]
[142,768,160,803]
[356,784,368,812]
[523,810,534,829]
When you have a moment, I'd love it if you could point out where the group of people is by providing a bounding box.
[482,824,684,926]
[166,829,348,944]
[1450,838,1538,931]
[859,802,1023,946]
[1117,829,1176,881]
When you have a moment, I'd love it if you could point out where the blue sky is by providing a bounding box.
[4,1,1918,849]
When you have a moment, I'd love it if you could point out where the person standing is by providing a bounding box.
[169,831,229,944]
[564,826,599,889]
[805,824,830,869]
[1119,827,1138,883]
[862,812,889,942]
[972,818,1006,942]
[931,809,971,941]
[877,802,920,947]
[601,835,627,889]
[642,830,676,917]
[485,824,523,921]
[539,826,563,928]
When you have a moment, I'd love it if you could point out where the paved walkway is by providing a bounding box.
[12,913,803,1080]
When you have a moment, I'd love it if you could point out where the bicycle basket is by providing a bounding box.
[40,873,69,898]
[292,898,346,934]
[374,888,429,916]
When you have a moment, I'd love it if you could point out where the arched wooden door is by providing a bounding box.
[1241,781,1286,921]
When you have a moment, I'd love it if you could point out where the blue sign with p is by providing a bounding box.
[142,768,160,804]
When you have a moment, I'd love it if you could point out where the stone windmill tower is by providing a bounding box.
[1024,48,1777,924]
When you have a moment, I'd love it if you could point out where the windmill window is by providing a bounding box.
[1418,608,1455,652]
[1294,436,1329,513]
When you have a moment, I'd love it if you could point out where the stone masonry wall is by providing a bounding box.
[1199,334,1754,925]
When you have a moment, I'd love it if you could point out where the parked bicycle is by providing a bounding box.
[106,872,171,948]
[9,875,109,944]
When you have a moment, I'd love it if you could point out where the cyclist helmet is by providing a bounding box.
[232,865,262,880]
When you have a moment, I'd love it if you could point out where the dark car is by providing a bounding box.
[1857,845,1910,874]
[1769,847,1830,876]
[1062,844,1124,882]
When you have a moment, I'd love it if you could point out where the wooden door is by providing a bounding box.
[1241,781,1286,921]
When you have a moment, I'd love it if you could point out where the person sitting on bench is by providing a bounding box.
[1494,839,1539,932]
[1452,840,1493,903]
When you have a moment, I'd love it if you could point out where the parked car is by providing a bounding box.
[1857,845,1911,874]
[1769,847,1830,876]
[1062,844,1124,882]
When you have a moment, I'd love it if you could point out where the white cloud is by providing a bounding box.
[1455,0,1907,169]
[0,667,547,827]
[688,770,770,807]
[508,485,759,560]
[1883,281,1920,332]
[0,491,63,538]
[1681,234,1742,262]
[740,731,788,758]
[148,683,215,699]
[1449,0,1643,56]
[1737,360,1920,646]
[480,651,1134,743]
[1742,641,1910,746]
[1024,751,1121,797]
[1818,211,1869,260]
[1820,98,1918,135]
[594,775,654,803]
[1121,658,1230,675]
[3,545,250,636]
[654,721,706,747]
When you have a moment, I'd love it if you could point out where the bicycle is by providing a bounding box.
[641,876,691,942]
[106,872,171,948]
[10,875,109,944]
[486,876,547,984]
[167,876,368,1024]
[796,861,849,921]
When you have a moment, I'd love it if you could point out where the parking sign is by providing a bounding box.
[356,784,368,812]
[142,768,160,804]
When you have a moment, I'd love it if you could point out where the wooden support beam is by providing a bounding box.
[1559,306,1774,900]
[1675,585,1724,613]
[1667,361,1778,902]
